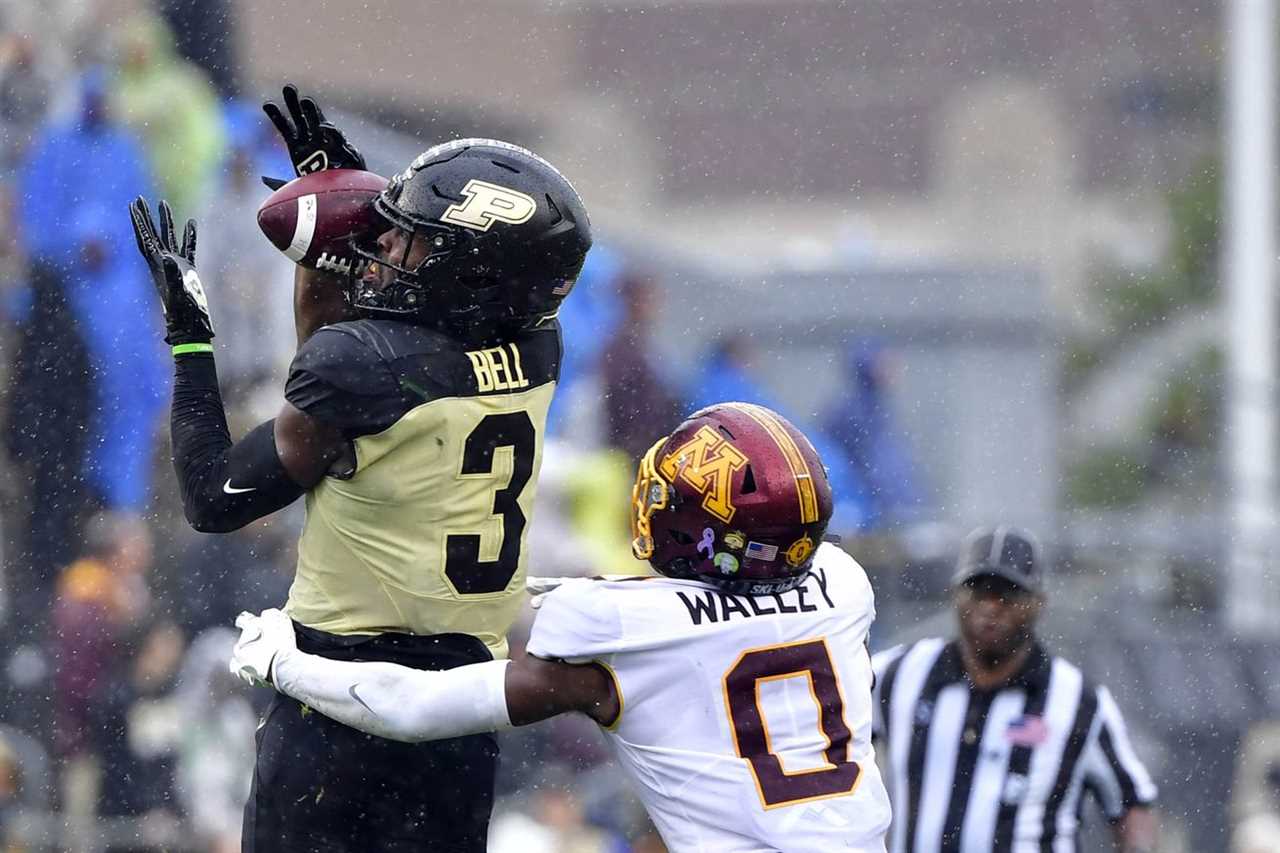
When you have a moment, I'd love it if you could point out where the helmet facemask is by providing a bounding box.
[349,196,481,321]
[631,437,673,561]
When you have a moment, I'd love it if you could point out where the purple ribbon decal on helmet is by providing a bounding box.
[698,527,716,558]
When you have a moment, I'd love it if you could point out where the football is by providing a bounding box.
[256,169,388,275]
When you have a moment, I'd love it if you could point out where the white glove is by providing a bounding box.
[230,608,297,686]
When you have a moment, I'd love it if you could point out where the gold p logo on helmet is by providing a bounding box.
[440,179,537,232]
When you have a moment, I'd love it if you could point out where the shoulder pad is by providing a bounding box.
[338,318,460,362]
[526,581,623,664]
[810,542,875,619]
[285,325,404,433]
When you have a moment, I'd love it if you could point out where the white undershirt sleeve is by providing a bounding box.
[270,649,513,743]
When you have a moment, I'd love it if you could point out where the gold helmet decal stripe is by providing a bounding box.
[729,403,820,524]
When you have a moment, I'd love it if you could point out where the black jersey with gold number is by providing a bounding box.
[282,318,561,657]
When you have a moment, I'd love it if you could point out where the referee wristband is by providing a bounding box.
[172,342,214,357]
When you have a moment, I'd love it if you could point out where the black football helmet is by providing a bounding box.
[351,138,591,343]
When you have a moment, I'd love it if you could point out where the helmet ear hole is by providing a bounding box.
[668,529,694,546]
[741,465,757,495]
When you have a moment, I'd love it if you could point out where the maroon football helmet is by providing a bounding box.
[630,402,834,594]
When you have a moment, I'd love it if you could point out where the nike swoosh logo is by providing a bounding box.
[348,684,376,715]
[223,479,257,495]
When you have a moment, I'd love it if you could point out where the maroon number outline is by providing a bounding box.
[722,638,862,809]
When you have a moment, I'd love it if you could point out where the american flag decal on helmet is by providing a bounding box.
[551,279,575,297]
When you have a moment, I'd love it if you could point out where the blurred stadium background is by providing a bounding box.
[0,0,1269,850]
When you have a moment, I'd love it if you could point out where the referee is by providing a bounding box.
[872,525,1158,853]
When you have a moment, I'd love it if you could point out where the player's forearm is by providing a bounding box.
[171,353,304,532]
[270,650,513,742]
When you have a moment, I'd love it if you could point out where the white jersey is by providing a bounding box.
[527,543,892,853]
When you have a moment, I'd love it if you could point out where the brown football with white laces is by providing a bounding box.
[256,169,388,275]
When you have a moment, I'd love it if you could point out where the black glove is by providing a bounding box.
[262,83,366,189]
[129,197,214,346]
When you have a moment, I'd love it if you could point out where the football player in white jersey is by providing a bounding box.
[231,402,892,853]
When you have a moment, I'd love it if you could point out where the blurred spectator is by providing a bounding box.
[629,829,668,853]
[1232,721,1280,853]
[523,440,602,580]
[821,341,924,526]
[196,101,296,417]
[601,273,684,461]
[549,244,624,441]
[155,0,239,98]
[166,521,294,640]
[108,9,225,214]
[50,511,154,815]
[1235,812,1280,853]
[172,627,256,853]
[3,262,92,613]
[218,98,292,187]
[17,66,169,512]
[0,0,93,87]
[687,337,874,530]
[94,618,184,853]
[0,31,67,178]
[490,779,627,853]
[0,735,19,848]
[684,338,757,415]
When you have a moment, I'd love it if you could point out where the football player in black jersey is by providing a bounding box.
[128,85,591,853]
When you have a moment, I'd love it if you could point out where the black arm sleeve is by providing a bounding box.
[171,353,305,533]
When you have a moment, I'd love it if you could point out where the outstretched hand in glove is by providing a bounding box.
[261,83,366,189]
[128,197,214,347]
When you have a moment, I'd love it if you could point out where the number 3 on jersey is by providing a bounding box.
[444,412,535,595]
[723,638,862,809]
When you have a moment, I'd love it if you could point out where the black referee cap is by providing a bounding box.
[952,525,1043,593]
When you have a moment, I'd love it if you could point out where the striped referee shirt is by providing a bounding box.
[871,638,1157,853]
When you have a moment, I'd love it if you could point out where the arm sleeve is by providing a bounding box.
[271,650,512,742]
[1082,685,1159,818]
[170,353,304,533]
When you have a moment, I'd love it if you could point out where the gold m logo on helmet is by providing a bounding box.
[658,426,748,523]
[440,179,537,232]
